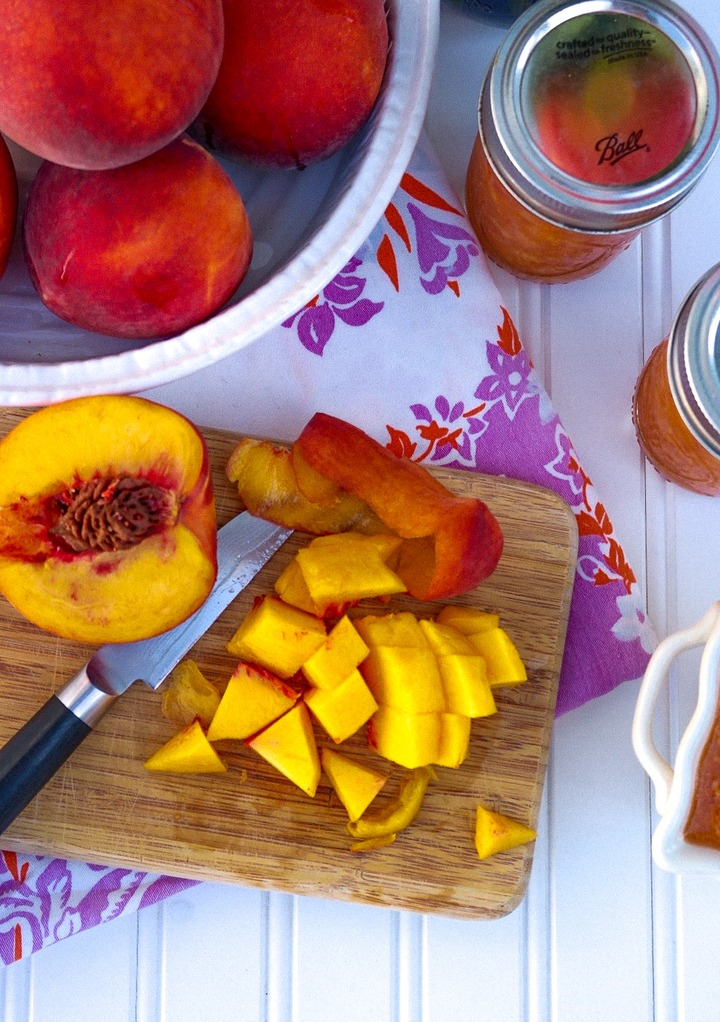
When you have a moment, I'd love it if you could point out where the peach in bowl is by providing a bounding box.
[0,0,438,406]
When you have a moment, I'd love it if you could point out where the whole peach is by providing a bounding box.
[0,136,17,279]
[195,0,389,169]
[23,136,253,340]
[0,0,223,170]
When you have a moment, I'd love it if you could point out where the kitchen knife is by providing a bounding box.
[0,511,292,835]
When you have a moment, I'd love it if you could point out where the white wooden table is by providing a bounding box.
[2,1,720,1018]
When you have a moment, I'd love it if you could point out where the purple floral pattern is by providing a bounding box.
[0,850,197,963]
[282,170,482,354]
[406,203,479,295]
[282,256,384,355]
[386,313,654,715]
[474,340,538,418]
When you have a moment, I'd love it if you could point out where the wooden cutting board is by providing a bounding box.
[0,410,577,919]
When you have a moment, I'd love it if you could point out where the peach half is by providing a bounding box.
[0,396,217,644]
[23,135,254,340]
[0,0,223,170]
[195,0,389,168]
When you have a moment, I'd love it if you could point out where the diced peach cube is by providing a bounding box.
[161,658,221,729]
[418,618,477,655]
[354,611,429,649]
[304,669,378,743]
[271,558,314,616]
[435,605,500,634]
[437,653,497,718]
[226,595,326,678]
[321,747,389,822]
[360,645,445,713]
[301,615,369,690]
[274,532,405,616]
[247,703,321,797]
[467,626,527,686]
[207,662,299,742]
[434,713,472,768]
[144,719,227,774]
[474,804,537,860]
[367,706,441,768]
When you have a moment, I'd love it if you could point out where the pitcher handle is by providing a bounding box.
[632,601,720,814]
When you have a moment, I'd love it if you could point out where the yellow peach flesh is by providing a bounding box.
[0,396,217,643]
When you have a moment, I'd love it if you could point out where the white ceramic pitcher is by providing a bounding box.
[632,601,720,874]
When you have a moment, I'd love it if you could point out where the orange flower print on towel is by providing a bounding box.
[282,169,483,354]
[378,172,480,297]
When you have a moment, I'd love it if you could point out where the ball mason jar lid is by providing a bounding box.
[668,263,720,460]
[479,0,720,232]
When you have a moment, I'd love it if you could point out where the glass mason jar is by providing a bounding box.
[633,264,720,496]
[465,0,720,282]
[444,0,539,27]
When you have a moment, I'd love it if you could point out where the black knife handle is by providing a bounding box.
[0,668,117,835]
[0,696,92,834]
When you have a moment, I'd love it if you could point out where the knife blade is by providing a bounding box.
[0,511,292,835]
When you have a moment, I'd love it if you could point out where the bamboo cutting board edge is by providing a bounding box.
[0,413,577,920]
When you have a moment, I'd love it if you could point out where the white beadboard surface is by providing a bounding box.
[3,1,720,1019]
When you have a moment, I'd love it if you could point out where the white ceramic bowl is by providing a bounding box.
[0,0,438,406]
[632,601,720,875]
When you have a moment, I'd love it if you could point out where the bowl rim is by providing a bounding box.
[0,0,439,406]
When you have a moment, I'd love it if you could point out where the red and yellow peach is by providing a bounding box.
[23,136,253,340]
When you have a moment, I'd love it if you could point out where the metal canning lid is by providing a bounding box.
[480,0,720,232]
[668,264,720,460]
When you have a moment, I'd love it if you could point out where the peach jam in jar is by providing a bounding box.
[633,265,720,496]
[465,0,720,282]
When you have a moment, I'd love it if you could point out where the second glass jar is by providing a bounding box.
[633,264,720,497]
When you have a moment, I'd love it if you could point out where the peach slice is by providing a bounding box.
[367,707,441,769]
[436,654,497,718]
[295,414,504,601]
[418,619,477,656]
[435,713,472,769]
[161,659,221,730]
[435,605,500,634]
[321,748,389,823]
[474,805,536,860]
[207,662,299,742]
[467,627,528,687]
[274,532,406,616]
[226,437,383,534]
[247,703,321,797]
[226,414,504,602]
[353,612,430,649]
[144,719,227,774]
[347,765,435,842]
[0,396,216,644]
[360,646,445,714]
